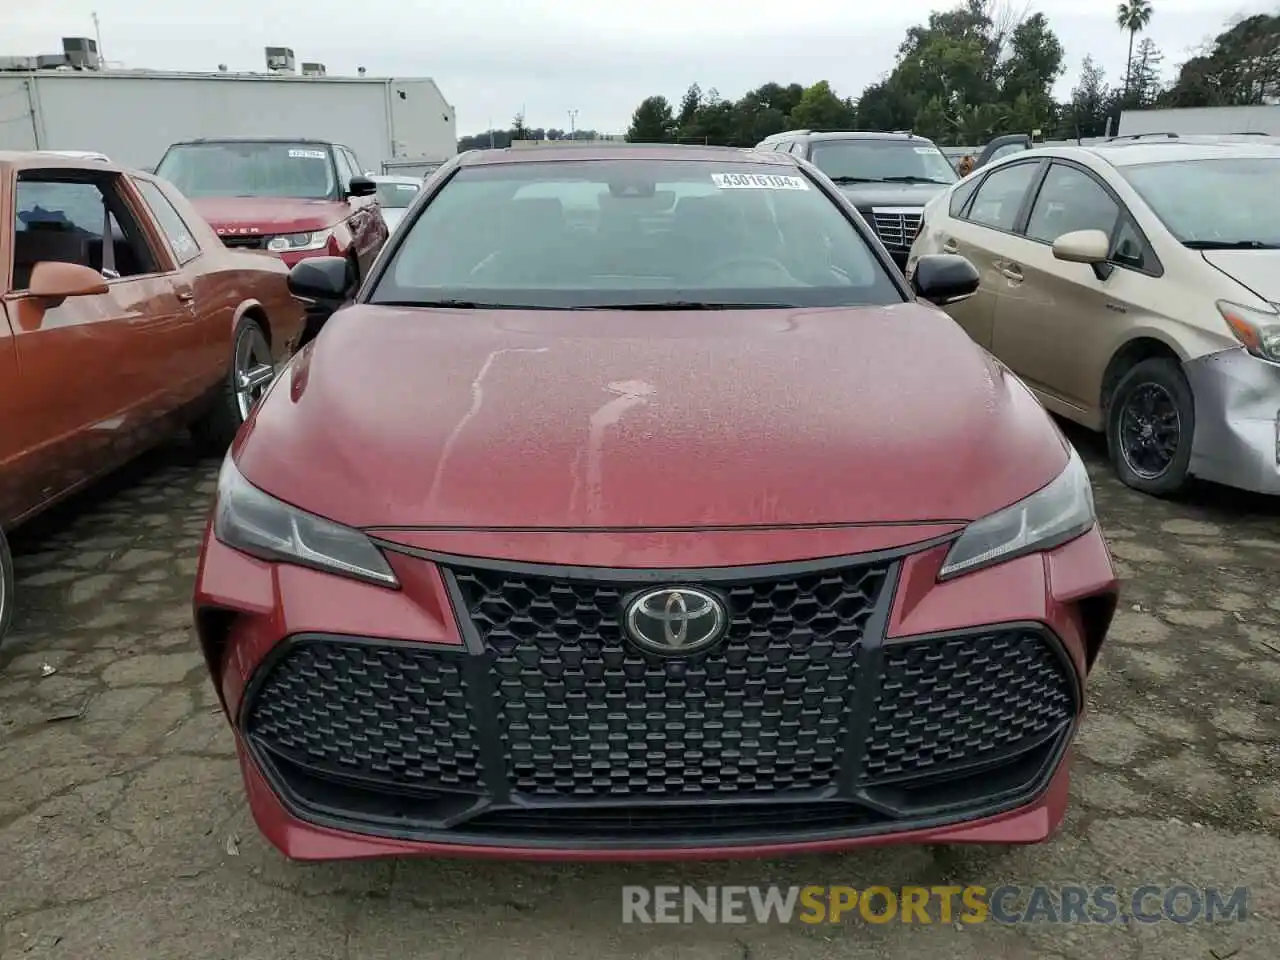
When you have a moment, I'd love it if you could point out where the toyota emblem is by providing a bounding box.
[624,586,727,656]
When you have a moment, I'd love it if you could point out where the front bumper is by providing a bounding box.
[1185,347,1280,495]
[194,524,1117,861]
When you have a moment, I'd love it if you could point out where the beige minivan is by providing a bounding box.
[908,138,1280,497]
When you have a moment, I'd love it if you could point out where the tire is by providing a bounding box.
[191,316,274,454]
[1105,357,1195,497]
[0,527,13,652]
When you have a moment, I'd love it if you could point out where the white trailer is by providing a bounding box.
[0,68,457,172]
[1118,105,1280,137]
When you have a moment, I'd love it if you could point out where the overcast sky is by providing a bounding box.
[6,0,1271,134]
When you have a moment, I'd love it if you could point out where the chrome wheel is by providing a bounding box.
[1119,382,1180,480]
[234,326,275,421]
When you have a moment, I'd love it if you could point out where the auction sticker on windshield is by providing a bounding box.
[288,149,327,159]
[712,173,809,190]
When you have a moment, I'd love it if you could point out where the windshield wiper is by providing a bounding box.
[827,176,883,183]
[878,176,953,184]
[1182,240,1280,250]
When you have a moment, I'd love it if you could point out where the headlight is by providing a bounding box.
[938,446,1096,580]
[1219,300,1280,363]
[213,457,397,587]
[266,229,333,253]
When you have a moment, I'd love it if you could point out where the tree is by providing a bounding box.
[1130,37,1165,105]
[788,81,857,131]
[626,95,676,143]
[686,88,738,144]
[1002,13,1066,104]
[1067,55,1113,138]
[617,3,1278,150]
[1116,0,1155,97]
[855,77,918,132]
[678,84,702,127]
[848,0,1066,144]
[1161,13,1280,107]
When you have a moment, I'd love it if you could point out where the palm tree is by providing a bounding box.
[1117,0,1155,96]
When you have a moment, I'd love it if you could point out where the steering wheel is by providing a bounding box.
[701,255,795,284]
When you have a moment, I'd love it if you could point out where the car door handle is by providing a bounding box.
[176,290,195,303]
[1001,264,1023,282]
[1106,302,1127,313]
[941,239,959,253]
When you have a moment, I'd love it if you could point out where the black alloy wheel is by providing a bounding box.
[1106,357,1195,497]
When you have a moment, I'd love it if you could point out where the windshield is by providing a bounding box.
[155,142,338,200]
[808,140,958,184]
[376,181,420,208]
[1120,157,1280,247]
[368,158,901,309]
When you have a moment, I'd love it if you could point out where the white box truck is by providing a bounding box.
[0,67,457,172]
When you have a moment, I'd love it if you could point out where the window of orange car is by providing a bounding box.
[11,173,161,291]
[134,179,202,265]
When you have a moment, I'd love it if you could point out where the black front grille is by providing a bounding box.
[246,641,484,792]
[241,552,1082,847]
[860,630,1077,785]
[220,235,266,249]
[870,209,923,251]
[450,562,889,799]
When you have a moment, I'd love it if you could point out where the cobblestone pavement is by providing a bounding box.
[1,431,1278,960]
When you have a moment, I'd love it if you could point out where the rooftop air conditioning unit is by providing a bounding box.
[36,53,67,70]
[264,46,296,73]
[0,56,37,72]
[62,37,99,69]
[301,62,326,76]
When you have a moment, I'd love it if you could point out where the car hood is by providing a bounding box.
[235,304,1070,530]
[1201,250,1280,304]
[835,182,952,209]
[189,196,347,235]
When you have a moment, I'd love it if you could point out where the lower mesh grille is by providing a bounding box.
[860,629,1076,785]
[245,641,484,792]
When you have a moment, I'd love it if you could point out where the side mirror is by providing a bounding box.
[288,256,353,302]
[1052,229,1110,264]
[28,261,110,304]
[347,176,377,198]
[911,253,980,306]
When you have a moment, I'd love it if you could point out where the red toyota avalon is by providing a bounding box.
[193,144,1119,862]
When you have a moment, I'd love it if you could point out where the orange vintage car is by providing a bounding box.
[0,151,306,645]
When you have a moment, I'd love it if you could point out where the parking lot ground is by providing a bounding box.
[1,430,1279,959]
